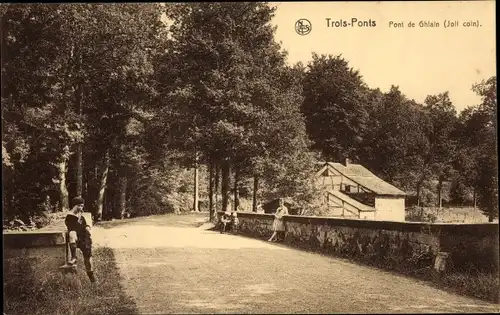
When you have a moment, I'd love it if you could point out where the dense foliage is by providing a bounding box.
[1,3,497,224]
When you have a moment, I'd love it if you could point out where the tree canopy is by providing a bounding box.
[2,3,497,224]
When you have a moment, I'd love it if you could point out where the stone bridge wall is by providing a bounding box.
[4,212,94,276]
[221,212,499,275]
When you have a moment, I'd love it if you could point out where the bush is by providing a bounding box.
[405,206,437,222]
[31,212,53,228]
[2,211,54,231]
[126,163,206,217]
[4,247,138,315]
[442,271,499,303]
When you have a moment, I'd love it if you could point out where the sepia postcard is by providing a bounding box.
[2,2,498,314]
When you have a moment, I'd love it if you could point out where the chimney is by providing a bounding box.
[344,158,351,166]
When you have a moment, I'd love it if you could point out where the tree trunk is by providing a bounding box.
[3,95,13,216]
[76,145,83,196]
[96,151,110,222]
[75,83,83,197]
[193,160,199,212]
[437,177,443,209]
[208,162,215,220]
[473,188,477,208]
[416,180,422,207]
[221,161,230,212]
[3,168,13,217]
[83,174,88,204]
[214,164,220,213]
[115,169,127,219]
[57,146,70,212]
[8,93,13,111]
[252,175,259,212]
[82,153,87,202]
[85,163,98,216]
[57,161,70,211]
[233,168,239,212]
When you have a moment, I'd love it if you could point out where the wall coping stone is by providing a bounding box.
[219,211,499,235]
[3,230,66,248]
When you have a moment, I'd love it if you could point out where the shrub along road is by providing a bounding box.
[93,213,500,314]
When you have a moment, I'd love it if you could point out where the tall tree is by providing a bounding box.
[1,4,84,214]
[450,106,480,206]
[77,3,164,220]
[471,77,497,221]
[161,2,314,214]
[302,54,369,162]
[1,4,166,221]
[362,87,430,195]
[423,92,459,208]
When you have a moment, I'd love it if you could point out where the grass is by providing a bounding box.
[396,263,500,303]
[3,247,138,315]
[406,206,495,223]
[440,270,500,303]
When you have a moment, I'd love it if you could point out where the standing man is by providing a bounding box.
[65,196,95,283]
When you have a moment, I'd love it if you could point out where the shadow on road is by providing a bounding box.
[89,247,139,315]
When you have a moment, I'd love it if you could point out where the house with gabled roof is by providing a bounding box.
[315,159,407,221]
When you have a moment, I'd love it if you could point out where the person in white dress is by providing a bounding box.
[268,198,288,242]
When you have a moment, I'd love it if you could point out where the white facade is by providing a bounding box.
[359,211,376,220]
[321,191,377,220]
[374,197,405,221]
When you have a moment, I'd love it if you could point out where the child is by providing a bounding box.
[231,212,239,234]
[65,196,95,282]
[220,211,231,234]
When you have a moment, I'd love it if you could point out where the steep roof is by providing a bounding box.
[317,162,406,196]
[328,190,376,212]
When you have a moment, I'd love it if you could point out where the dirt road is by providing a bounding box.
[93,213,500,314]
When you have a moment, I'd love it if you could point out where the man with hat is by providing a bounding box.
[65,196,95,282]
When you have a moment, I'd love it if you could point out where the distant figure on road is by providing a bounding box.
[256,203,264,213]
[65,196,95,283]
[220,211,231,234]
[268,198,288,242]
[231,212,239,233]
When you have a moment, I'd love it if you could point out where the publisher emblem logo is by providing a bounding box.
[295,19,312,35]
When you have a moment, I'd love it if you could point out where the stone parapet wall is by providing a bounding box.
[221,211,499,274]
[3,230,66,248]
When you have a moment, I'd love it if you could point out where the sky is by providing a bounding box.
[271,1,496,112]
